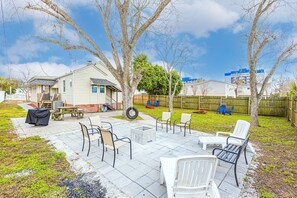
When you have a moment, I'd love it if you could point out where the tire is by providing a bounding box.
[126,107,139,120]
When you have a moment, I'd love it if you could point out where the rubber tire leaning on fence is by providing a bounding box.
[126,107,139,120]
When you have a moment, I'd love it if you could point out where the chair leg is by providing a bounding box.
[117,149,119,154]
[101,145,105,161]
[98,139,100,147]
[87,139,91,156]
[173,124,175,134]
[113,149,116,167]
[82,138,85,151]
[244,147,248,165]
[166,123,168,133]
[156,121,158,131]
[184,126,186,137]
[234,164,239,186]
[130,142,132,160]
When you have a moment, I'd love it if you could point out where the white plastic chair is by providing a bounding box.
[160,155,220,198]
[156,112,172,132]
[198,120,250,150]
[173,113,192,136]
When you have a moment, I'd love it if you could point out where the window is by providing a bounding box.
[63,80,66,92]
[92,85,97,93]
[70,80,72,87]
[100,85,105,93]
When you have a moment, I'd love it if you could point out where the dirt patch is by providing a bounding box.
[60,172,107,198]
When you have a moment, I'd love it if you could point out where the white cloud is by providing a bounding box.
[171,0,240,38]
[0,62,81,80]
[5,37,48,63]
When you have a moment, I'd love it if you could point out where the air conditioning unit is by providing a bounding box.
[53,101,63,110]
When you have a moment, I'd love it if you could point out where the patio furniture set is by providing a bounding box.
[78,113,251,197]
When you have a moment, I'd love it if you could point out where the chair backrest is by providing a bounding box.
[232,120,250,138]
[89,116,102,128]
[155,100,159,106]
[173,155,218,196]
[181,113,191,123]
[79,122,89,139]
[147,100,151,105]
[162,112,171,121]
[100,129,114,147]
[220,105,226,112]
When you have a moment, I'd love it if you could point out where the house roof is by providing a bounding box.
[90,78,121,92]
[29,76,58,82]
[29,79,57,86]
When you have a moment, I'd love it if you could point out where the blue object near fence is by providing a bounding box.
[216,105,226,115]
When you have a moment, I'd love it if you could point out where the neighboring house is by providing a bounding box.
[29,76,59,107]
[29,62,122,112]
[181,80,237,97]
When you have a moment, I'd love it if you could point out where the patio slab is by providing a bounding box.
[12,108,255,198]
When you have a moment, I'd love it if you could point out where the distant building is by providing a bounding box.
[181,80,236,97]
[224,68,271,97]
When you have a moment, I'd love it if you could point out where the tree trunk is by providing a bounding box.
[168,74,173,112]
[121,84,133,117]
[250,97,259,126]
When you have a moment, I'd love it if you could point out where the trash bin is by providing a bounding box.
[25,108,51,126]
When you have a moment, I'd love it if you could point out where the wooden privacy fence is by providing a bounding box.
[133,94,288,117]
[287,97,297,128]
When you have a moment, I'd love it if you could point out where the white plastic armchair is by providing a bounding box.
[160,155,220,198]
[156,112,172,132]
[199,120,250,150]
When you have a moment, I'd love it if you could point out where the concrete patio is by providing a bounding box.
[12,108,254,198]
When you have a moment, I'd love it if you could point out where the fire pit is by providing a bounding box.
[131,126,156,145]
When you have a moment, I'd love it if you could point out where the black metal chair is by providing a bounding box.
[99,129,132,167]
[212,135,250,186]
[79,122,100,156]
[173,113,192,136]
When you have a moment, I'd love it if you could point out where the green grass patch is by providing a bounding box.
[112,115,143,121]
[0,101,74,197]
[134,104,297,197]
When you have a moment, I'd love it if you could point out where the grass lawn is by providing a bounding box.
[134,104,297,198]
[0,101,75,197]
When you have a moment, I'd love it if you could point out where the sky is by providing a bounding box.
[0,0,297,82]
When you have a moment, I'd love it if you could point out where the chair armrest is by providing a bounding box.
[227,136,245,144]
[87,127,100,135]
[102,121,113,132]
[216,132,232,137]
[156,117,161,122]
[115,137,131,143]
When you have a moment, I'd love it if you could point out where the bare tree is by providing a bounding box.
[17,66,34,101]
[192,78,204,96]
[26,0,171,116]
[156,34,192,112]
[200,82,209,96]
[231,68,246,97]
[271,74,291,96]
[246,0,297,126]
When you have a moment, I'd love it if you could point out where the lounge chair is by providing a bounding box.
[216,105,226,115]
[79,122,101,156]
[226,106,234,115]
[154,100,160,107]
[160,155,220,198]
[198,120,250,150]
[146,100,152,106]
[173,113,192,136]
[156,112,171,132]
[99,129,132,167]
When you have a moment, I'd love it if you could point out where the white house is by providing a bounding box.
[181,80,237,97]
[29,62,122,112]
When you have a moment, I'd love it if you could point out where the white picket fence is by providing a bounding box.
[0,91,5,103]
